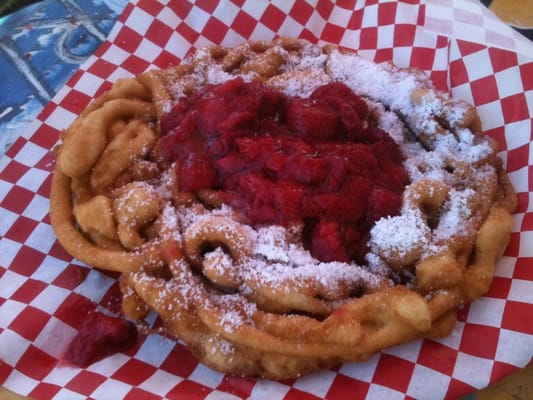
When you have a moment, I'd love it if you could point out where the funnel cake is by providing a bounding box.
[50,38,516,379]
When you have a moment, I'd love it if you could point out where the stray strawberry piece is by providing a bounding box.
[64,312,137,367]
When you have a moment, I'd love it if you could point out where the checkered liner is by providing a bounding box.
[1,1,532,399]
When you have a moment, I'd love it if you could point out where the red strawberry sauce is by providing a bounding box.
[161,78,409,262]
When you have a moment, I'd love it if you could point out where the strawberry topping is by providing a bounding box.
[161,78,410,262]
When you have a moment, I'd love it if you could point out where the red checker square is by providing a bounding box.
[284,388,321,400]
[260,4,285,33]
[501,300,532,333]
[195,0,218,14]
[28,382,61,399]
[410,47,436,71]
[430,70,449,93]
[5,138,26,158]
[459,324,499,358]
[8,305,50,341]
[65,370,106,396]
[56,90,93,116]
[171,0,193,19]
[347,9,363,30]
[326,374,369,399]
[232,10,257,39]
[9,211,40,239]
[377,2,398,25]
[217,375,255,399]
[145,19,174,45]
[457,39,486,57]
[48,240,75,262]
[11,279,47,304]
[359,27,378,49]
[176,22,201,45]
[446,378,476,400]
[0,160,28,183]
[31,150,55,175]
[118,3,133,23]
[54,292,97,329]
[484,276,512,299]
[0,359,11,382]
[93,40,112,58]
[152,50,181,69]
[52,264,90,290]
[321,22,346,44]
[160,344,199,377]
[521,212,533,231]
[94,80,114,99]
[373,48,394,64]
[38,101,59,122]
[393,24,417,47]
[34,168,53,196]
[372,354,415,393]
[65,69,83,88]
[300,28,318,44]
[289,1,314,25]
[484,126,506,151]
[166,379,210,399]
[87,58,118,79]
[15,344,57,381]
[417,340,458,376]
[1,185,34,214]
[122,54,151,75]
[98,281,124,315]
[490,361,520,384]
[489,47,519,73]
[501,93,529,124]
[470,76,500,105]
[124,387,161,400]
[137,0,164,16]
[515,258,533,280]
[201,17,229,45]
[316,0,334,19]
[28,124,60,152]
[506,144,530,172]
[449,70,469,94]
[519,62,533,91]
[503,232,520,258]
[114,25,143,53]
[10,246,46,277]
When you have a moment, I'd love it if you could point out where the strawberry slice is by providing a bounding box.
[310,220,349,262]
[64,312,137,367]
[285,97,339,140]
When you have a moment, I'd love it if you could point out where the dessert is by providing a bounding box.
[49,38,516,379]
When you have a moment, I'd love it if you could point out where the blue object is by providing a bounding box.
[0,0,127,154]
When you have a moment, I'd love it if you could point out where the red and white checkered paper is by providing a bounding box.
[1,1,532,399]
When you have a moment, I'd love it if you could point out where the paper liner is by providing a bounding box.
[1,1,532,399]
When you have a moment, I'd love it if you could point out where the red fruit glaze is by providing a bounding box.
[161,78,410,262]
[64,312,137,367]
